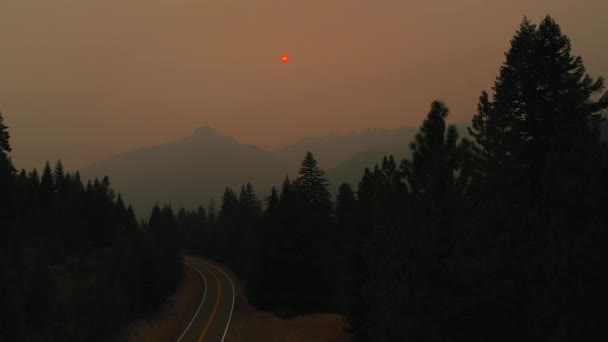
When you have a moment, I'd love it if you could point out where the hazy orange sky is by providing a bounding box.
[1,0,607,171]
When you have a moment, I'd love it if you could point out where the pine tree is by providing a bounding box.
[101,176,115,202]
[0,112,21,340]
[469,16,608,199]
[239,182,261,216]
[125,205,138,232]
[0,112,15,223]
[53,160,65,192]
[468,91,500,176]
[39,162,54,209]
[218,188,239,264]
[293,152,335,311]
[265,187,279,218]
[0,112,14,175]
[401,101,463,200]
[335,183,356,226]
[333,182,358,313]
[456,16,608,340]
[252,186,282,310]
[115,193,128,232]
[296,152,332,212]
[148,203,162,233]
[207,198,216,225]
[219,187,239,221]
[196,205,207,225]
[0,113,10,150]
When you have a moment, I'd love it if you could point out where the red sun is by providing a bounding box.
[281,55,289,63]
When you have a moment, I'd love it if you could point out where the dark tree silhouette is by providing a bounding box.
[469,16,608,200]
[335,183,356,226]
[296,151,332,212]
[401,101,468,200]
[0,112,13,184]
[0,113,182,341]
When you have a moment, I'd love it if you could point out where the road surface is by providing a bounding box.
[177,256,236,342]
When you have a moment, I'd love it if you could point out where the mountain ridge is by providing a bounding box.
[81,124,472,216]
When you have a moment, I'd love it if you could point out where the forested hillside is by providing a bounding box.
[0,116,182,341]
[174,16,608,341]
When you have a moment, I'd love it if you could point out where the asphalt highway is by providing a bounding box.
[177,256,235,342]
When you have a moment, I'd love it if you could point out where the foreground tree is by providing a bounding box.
[402,100,470,200]
[461,16,608,340]
[469,16,608,199]
[348,16,608,341]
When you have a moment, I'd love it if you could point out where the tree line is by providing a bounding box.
[0,127,182,339]
[175,16,608,341]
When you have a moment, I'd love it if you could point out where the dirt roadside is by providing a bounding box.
[119,266,203,342]
[224,274,351,342]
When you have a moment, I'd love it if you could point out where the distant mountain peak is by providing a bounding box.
[192,126,219,137]
[189,126,237,144]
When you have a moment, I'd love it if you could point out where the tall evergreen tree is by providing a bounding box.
[219,187,239,222]
[469,16,608,199]
[0,112,20,340]
[0,112,13,175]
[53,160,65,191]
[197,205,207,225]
[265,187,279,218]
[401,101,466,200]
[39,162,54,211]
[0,112,15,222]
[455,16,608,340]
[239,182,261,216]
[253,185,283,310]
[333,182,357,312]
[207,198,216,225]
[335,183,356,226]
[148,203,162,233]
[296,152,332,212]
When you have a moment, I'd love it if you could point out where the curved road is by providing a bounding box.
[177,256,236,342]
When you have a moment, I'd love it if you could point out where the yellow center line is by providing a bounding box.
[192,259,222,342]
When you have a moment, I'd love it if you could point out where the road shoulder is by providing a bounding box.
[223,268,351,342]
[119,266,203,342]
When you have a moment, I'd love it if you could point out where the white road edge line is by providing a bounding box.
[176,260,207,342]
[203,260,236,342]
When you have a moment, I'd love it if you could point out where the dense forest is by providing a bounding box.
[175,16,608,341]
[1,15,607,341]
[0,123,182,339]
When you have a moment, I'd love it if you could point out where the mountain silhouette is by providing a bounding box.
[81,124,471,216]
[276,127,419,174]
[81,126,287,216]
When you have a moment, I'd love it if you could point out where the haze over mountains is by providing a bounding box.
[81,120,607,216]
